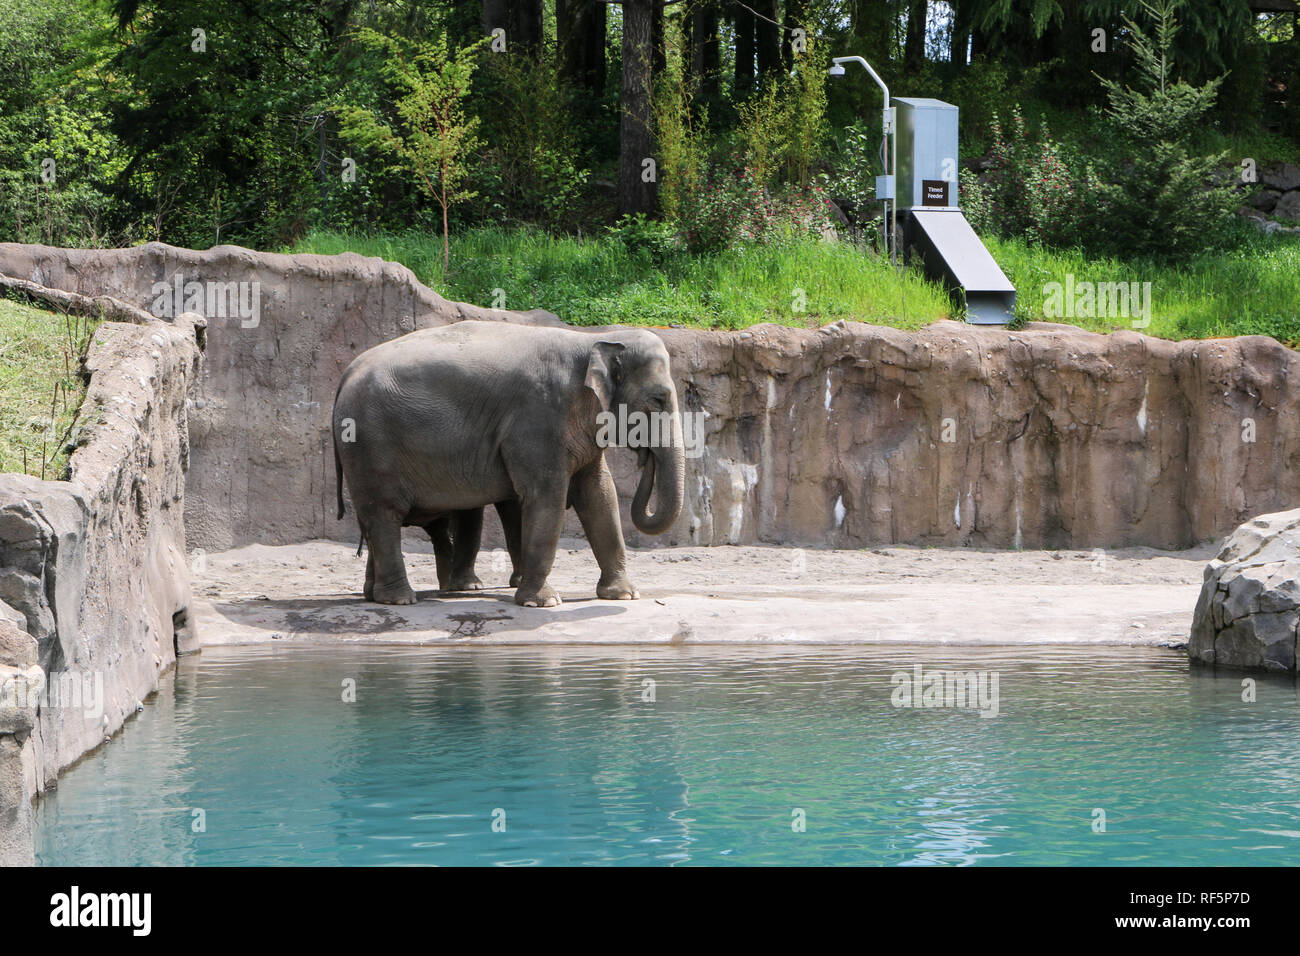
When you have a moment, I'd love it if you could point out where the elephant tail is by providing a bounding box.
[333,379,347,521]
[334,435,346,521]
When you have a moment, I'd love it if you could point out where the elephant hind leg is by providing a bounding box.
[427,517,454,591]
[365,511,416,605]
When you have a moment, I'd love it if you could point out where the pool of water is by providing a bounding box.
[34,644,1300,866]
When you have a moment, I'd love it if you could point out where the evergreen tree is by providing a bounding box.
[1094,0,1238,259]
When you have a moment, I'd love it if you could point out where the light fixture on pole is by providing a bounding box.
[828,55,896,264]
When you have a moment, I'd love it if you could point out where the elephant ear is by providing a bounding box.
[584,341,626,413]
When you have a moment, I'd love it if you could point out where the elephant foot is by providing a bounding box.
[372,582,417,605]
[515,584,561,608]
[509,572,523,588]
[444,573,484,592]
[597,575,639,601]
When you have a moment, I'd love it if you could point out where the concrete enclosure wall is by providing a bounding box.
[2,241,1298,558]
[0,313,203,864]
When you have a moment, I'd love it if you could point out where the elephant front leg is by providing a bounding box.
[513,487,567,608]
[572,458,638,600]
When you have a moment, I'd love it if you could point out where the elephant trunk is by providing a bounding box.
[631,415,685,536]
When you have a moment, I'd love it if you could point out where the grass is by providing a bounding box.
[987,225,1300,343]
[289,224,1300,346]
[288,227,954,330]
[0,297,97,479]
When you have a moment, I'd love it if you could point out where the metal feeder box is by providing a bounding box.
[895,97,1016,325]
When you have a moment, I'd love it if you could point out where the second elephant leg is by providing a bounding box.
[447,508,485,591]
[494,498,523,588]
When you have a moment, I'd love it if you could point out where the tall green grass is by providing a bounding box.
[0,298,97,479]
[288,224,1300,345]
[986,225,1300,343]
[289,227,953,330]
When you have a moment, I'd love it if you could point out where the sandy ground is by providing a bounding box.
[189,538,1214,649]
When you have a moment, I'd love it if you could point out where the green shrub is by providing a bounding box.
[677,165,832,254]
[820,123,882,237]
[605,213,678,263]
[960,107,1095,248]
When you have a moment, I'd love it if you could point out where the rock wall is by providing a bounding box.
[2,242,1298,556]
[0,242,559,552]
[641,321,1300,551]
[0,312,203,864]
[1239,162,1300,235]
[0,622,40,865]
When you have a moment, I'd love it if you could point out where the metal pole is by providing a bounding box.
[831,56,894,264]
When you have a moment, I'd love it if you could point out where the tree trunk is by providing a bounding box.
[690,1,720,104]
[782,0,808,70]
[484,0,541,55]
[755,0,781,79]
[950,0,971,66]
[513,0,544,56]
[482,0,508,35]
[619,0,656,216]
[653,0,666,77]
[558,0,607,91]
[853,0,895,61]
[904,0,927,73]
[734,3,754,96]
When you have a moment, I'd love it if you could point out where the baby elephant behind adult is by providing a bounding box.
[333,320,686,607]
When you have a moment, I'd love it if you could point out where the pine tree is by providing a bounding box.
[1093,0,1238,259]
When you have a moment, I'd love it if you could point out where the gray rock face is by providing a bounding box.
[1272,189,1300,223]
[1248,189,1282,212]
[0,622,40,866]
[1190,510,1300,672]
[3,243,1300,554]
[1261,163,1300,192]
[0,311,204,865]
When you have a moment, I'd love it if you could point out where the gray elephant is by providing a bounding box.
[333,321,685,607]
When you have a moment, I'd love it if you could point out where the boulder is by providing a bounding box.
[0,621,36,669]
[1247,188,1282,212]
[1272,189,1300,223]
[1190,510,1300,672]
[1261,163,1300,192]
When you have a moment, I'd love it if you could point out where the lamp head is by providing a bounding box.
[828,63,846,77]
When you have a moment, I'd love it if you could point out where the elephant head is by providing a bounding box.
[584,331,685,535]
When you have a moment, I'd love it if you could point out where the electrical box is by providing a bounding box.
[895,97,959,210]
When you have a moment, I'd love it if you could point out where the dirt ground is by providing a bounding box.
[189,538,1214,649]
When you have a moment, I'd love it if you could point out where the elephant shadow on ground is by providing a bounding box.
[205,589,631,638]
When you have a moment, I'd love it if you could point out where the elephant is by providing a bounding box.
[332,321,686,607]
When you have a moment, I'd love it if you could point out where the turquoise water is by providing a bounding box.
[34,644,1300,866]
